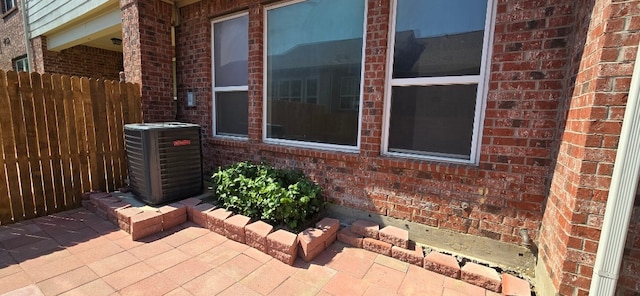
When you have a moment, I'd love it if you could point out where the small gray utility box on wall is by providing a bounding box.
[124,122,202,205]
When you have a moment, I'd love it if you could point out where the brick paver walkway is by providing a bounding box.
[0,209,497,295]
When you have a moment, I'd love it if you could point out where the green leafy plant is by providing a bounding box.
[211,161,323,230]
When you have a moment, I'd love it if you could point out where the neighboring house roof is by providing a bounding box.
[395,30,484,78]
[265,30,483,77]
[268,38,364,70]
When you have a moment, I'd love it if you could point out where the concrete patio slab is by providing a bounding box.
[0,208,503,296]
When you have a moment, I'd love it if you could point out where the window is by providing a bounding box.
[339,76,360,110]
[265,0,366,148]
[212,13,249,138]
[3,0,15,13]
[384,0,494,163]
[14,56,28,72]
[274,78,319,104]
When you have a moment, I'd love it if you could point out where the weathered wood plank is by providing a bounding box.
[15,72,37,219]
[71,77,90,196]
[90,79,107,191]
[133,83,142,123]
[30,73,51,215]
[52,75,72,209]
[81,78,99,192]
[3,72,25,222]
[0,71,14,224]
[125,83,142,123]
[114,82,126,188]
[0,70,142,224]
[62,76,82,207]
[98,80,116,192]
[105,81,120,190]
[43,74,64,211]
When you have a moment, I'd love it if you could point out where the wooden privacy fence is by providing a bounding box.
[0,70,142,225]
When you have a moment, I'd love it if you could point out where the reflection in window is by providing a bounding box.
[386,0,492,161]
[265,0,365,147]
[339,76,360,110]
[212,13,249,137]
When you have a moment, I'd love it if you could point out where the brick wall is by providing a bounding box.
[538,0,640,294]
[173,0,577,246]
[619,193,640,295]
[120,0,175,122]
[29,36,123,80]
[0,0,27,71]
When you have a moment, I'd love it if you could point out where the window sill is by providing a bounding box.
[2,7,17,19]
[382,151,477,166]
[263,138,360,154]
[257,142,360,162]
[209,136,249,148]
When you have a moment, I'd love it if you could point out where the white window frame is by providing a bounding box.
[3,0,15,13]
[211,12,249,140]
[262,0,367,153]
[305,77,319,104]
[339,76,360,111]
[381,0,497,165]
[14,56,28,72]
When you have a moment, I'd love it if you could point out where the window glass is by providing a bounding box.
[14,57,28,72]
[3,0,15,12]
[214,15,248,87]
[388,85,477,159]
[386,0,491,162]
[393,0,487,78]
[266,0,365,147]
[216,91,249,136]
[212,14,248,137]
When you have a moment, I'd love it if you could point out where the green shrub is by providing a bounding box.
[211,161,323,230]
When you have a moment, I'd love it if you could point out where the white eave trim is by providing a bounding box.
[47,8,121,52]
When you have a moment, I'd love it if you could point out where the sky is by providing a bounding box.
[265,0,488,55]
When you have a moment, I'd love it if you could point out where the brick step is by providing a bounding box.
[461,262,502,293]
[82,191,340,266]
[502,274,531,296]
[340,219,514,294]
[424,251,461,278]
[84,191,527,294]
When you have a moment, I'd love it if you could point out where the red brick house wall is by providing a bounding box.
[121,0,640,294]
[619,193,640,295]
[0,0,27,71]
[174,0,575,246]
[538,0,640,294]
[30,36,123,81]
[120,0,175,122]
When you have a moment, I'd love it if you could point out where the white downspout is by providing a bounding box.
[589,40,640,295]
[19,0,32,71]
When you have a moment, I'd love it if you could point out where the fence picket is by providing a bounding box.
[30,73,52,215]
[86,78,104,189]
[63,76,81,207]
[8,71,30,221]
[52,75,71,209]
[116,82,128,185]
[105,81,121,190]
[42,74,64,212]
[71,77,90,197]
[0,70,141,224]
[19,72,43,219]
[93,79,109,191]
[0,71,13,224]
[2,72,22,222]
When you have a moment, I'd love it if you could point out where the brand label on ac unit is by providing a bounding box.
[173,140,191,146]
